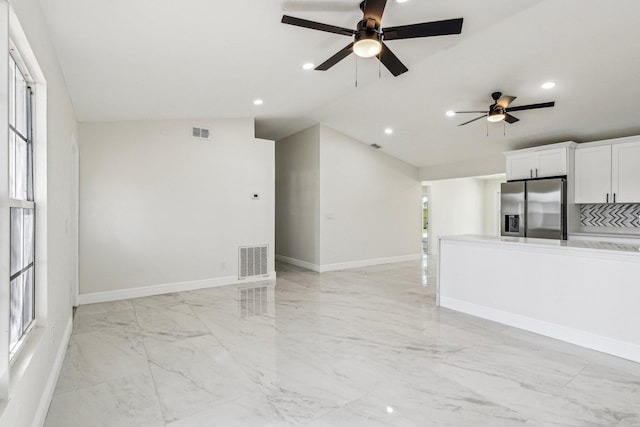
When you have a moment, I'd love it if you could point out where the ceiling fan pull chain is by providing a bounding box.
[355,56,358,88]
[503,121,506,136]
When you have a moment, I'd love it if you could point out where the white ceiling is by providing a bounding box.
[40,0,640,169]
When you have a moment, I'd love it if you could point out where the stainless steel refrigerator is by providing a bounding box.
[500,178,567,239]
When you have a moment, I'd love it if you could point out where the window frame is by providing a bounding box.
[7,48,36,361]
[1,1,50,402]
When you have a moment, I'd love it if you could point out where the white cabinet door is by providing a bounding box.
[506,153,534,180]
[536,148,567,178]
[575,145,612,203]
[612,140,640,203]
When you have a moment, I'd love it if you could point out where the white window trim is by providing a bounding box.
[0,0,48,400]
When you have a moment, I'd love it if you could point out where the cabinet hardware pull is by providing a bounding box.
[535,168,538,177]
[606,193,609,203]
[530,169,533,179]
[614,193,616,203]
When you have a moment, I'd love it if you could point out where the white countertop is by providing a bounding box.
[440,234,640,255]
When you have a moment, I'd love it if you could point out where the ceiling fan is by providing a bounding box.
[281,0,463,77]
[456,92,555,126]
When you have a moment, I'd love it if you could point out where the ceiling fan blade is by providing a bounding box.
[454,110,487,114]
[283,1,356,12]
[458,115,486,126]
[507,101,555,112]
[315,43,354,70]
[378,42,408,76]
[497,95,516,109]
[281,15,355,36]
[504,113,520,124]
[382,18,463,41]
[363,0,387,23]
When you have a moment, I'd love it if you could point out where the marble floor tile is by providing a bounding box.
[134,302,210,341]
[54,327,148,394]
[144,333,260,423]
[45,259,640,427]
[45,374,164,427]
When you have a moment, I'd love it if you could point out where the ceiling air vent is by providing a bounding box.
[370,143,382,149]
[192,127,210,140]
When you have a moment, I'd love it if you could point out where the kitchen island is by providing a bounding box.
[438,235,640,363]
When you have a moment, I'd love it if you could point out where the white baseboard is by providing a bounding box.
[276,253,421,273]
[318,253,421,273]
[440,296,640,364]
[32,316,73,427]
[275,255,321,272]
[78,272,277,305]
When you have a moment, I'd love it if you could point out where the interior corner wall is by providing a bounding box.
[78,118,275,297]
[274,125,320,266]
[428,177,485,256]
[318,125,422,268]
[1,0,78,426]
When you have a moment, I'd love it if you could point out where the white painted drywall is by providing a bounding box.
[275,125,320,265]
[318,125,421,266]
[419,155,505,181]
[427,178,485,255]
[481,177,506,236]
[79,118,275,295]
[0,0,78,426]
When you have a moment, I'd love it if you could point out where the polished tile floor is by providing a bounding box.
[45,260,640,426]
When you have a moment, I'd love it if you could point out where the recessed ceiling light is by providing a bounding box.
[396,0,409,3]
[302,62,314,70]
[384,128,393,135]
[253,99,263,106]
[446,110,456,117]
[541,81,556,90]
[386,406,395,414]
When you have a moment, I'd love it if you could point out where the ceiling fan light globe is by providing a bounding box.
[353,39,382,58]
[487,111,506,122]
[487,107,507,123]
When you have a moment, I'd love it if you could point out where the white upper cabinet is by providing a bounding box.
[612,140,640,203]
[505,145,569,181]
[506,152,536,180]
[537,148,568,178]
[575,145,612,203]
[575,137,640,204]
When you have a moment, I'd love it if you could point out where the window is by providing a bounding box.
[8,52,35,357]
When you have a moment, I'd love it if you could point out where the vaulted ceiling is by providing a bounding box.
[40,0,640,170]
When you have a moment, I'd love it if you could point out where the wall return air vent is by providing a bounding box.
[238,245,268,279]
[192,127,210,139]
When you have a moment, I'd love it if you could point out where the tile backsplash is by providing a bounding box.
[580,203,640,229]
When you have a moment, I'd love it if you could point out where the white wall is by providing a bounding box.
[79,118,275,298]
[275,125,320,265]
[427,178,485,256]
[318,126,421,268]
[1,0,78,426]
[481,177,506,236]
[420,155,505,181]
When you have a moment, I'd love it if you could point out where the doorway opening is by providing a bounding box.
[422,194,429,253]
